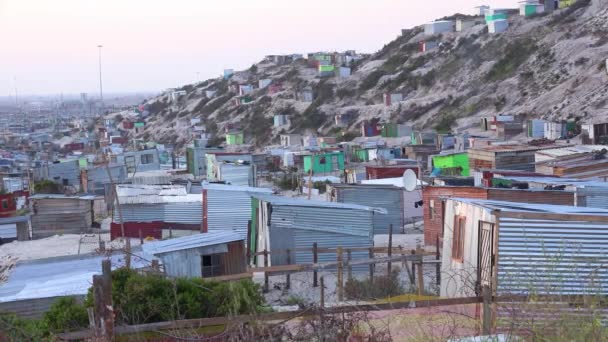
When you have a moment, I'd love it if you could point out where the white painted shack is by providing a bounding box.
[441,198,608,298]
[424,20,454,35]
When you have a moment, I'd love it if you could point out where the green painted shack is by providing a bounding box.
[226,132,244,145]
[432,152,469,176]
[303,152,345,173]
[353,148,369,162]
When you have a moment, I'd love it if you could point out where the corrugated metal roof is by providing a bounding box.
[142,231,243,255]
[0,251,147,302]
[497,176,608,188]
[535,145,607,159]
[201,182,273,193]
[251,194,387,214]
[116,184,187,197]
[119,194,202,204]
[452,198,608,215]
[30,194,97,200]
[469,143,572,153]
[0,215,29,224]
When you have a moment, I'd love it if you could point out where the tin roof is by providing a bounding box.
[535,145,607,159]
[495,176,608,188]
[116,184,187,197]
[201,182,273,193]
[0,251,146,302]
[252,194,387,214]
[29,194,97,200]
[142,231,243,255]
[469,143,572,153]
[451,198,608,215]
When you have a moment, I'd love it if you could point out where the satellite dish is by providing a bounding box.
[403,169,418,192]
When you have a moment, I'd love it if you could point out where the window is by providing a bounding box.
[201,254,222,277]
[452,216,466,263]
[429,200,435,220]
[319,156,326,165]
[140,153,154,165]
[1,199,8,209]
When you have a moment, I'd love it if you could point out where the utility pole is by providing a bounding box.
[97,45,104,110]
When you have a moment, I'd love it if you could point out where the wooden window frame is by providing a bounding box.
[451,215,466,263]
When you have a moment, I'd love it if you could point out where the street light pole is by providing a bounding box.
[97,44,104,108]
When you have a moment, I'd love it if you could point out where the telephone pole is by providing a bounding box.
[97,45,104,110]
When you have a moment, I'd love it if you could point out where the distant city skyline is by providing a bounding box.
[0,0,515,96]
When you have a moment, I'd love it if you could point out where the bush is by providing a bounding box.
[345,269,404,300]
[88,268,265,326]
[486,38,537,81]
[275,173,298,191]
[34,180,61,194]
[43,297,88,333]
[359,70,386,91]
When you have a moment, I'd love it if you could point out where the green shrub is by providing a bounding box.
[34,180,61,194]
[486,38,537,81]
[359,70,386,91]
[43,297,88,333]
[0,314,49,341]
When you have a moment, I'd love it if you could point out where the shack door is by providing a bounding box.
[477,221,495,292]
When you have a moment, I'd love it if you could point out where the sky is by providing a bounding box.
[0,0,515,96]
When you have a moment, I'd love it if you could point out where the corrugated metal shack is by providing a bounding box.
[422,185,576,246]
[202,183,272,239]
[111,184,202,239]
[441,198,608,298]
[35,160,81,188]
[30,194,95,239]
[0,215,31,243]
[328,184,422,234]
[535,152,608,180]
[365,165,419,180]
[493,176,608,209]
[468,143,571,172]
[249,194,385,270]
[143,231,246,278]
[118,149,161,173]
[84,164,127,195]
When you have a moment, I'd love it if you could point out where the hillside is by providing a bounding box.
[119,0,608,149]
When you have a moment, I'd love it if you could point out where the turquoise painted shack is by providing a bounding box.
[303,152,345,173]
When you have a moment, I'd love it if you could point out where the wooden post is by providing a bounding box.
[151,259,160,272]
[387,224,393,276]
[347,249,352,281]
[320,276,325,309]
[417,259,424,296]
[482,285,491,335]
[286,249,291,290]
[313,243,318,287]
[263,249,269,293]
[436,235,441,287]
[99,240,105,252]
[246,220,252,264]
[337,247,343,302]
[139,229,143,245]
[92,259,114,340]
[125,239,131,269]
[368,247,374,283]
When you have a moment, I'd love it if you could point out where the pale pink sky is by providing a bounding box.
[0,0,515,96]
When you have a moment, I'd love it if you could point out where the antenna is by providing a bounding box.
[403,169,418,192]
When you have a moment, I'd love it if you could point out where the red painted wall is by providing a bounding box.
[110,222,201,240]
